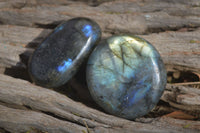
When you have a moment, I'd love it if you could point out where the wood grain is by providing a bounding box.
[0,0,200,132]
[0,74,199,133]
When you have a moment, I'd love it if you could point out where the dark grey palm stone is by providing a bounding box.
[86,35,166,119]
[28,18,101,88]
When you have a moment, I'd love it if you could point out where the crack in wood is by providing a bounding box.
[41,111,88,128]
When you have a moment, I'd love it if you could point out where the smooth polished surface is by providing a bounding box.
[87,35,166,119]
[28,18,101,88]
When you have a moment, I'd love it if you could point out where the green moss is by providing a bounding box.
[189,40,200,44]
[192,4,200,7]
[72,112,81,117]
[105,11,132,14]
[190,40,197,43]
[82,130,87,133]
[183,124,191,128]
[106,11,121,14]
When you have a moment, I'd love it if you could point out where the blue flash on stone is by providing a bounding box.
[57,58,72,73]
[82,24,92,37]
[124,84,151,108]
[122,76,151,108]
[28,18,101,88]
[55,25,64,33]
[86,35,167,119]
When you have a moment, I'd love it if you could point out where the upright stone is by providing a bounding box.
[86,35,166,119]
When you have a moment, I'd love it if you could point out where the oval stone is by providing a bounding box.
[86,35,166,119]
[28,18,101,88]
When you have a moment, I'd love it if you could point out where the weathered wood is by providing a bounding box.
[0,25,199,117]
[0,74,199,133]
[0,0,200,35]
[163,84,200,113]
[141,29,200,72]
[0,105,88,133]
[0,25,51,47]
[0,25,200,73]
[0,0,200,132]
[0,0,110,8]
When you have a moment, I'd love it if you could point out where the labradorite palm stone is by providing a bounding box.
[28,18,101,88]
[87,35,166,119]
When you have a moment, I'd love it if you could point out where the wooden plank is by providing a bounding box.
[1,25,199,114]
[0,74,199,133]
[0,105,88,133]
[0,25,51,47]
[0,25,200,72]
[0,0,200,34]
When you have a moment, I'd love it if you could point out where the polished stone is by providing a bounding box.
[86,35,166,119]
[28,18,101,88]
